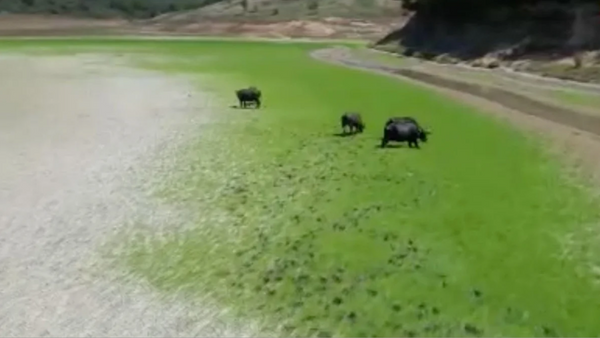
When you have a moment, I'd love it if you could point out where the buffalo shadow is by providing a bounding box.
[332,131,361,137]
[230,104,259,109]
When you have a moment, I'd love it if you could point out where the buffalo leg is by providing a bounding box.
[255,98,261,109]
[380,138,388,148]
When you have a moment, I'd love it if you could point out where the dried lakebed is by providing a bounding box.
[0,53,254,337]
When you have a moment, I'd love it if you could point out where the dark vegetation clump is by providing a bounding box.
[307,0,319,12]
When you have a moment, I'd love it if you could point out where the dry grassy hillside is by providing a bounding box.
[0,0,405,39]
[153,0,405,22]
[136,0,406,39]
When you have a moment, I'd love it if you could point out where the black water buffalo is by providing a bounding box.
[340,112,365,134]
[385,116,420,128]
[381,120,429,148]
[236,86,262,108]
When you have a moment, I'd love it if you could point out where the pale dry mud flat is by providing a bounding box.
[0,53,256,337]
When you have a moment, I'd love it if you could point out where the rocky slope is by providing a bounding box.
[375,1,600,83]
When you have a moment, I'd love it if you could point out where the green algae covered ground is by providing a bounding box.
[4,39,600,337]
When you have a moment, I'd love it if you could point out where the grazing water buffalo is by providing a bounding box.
[236,86,262,108]
[385,116,420,127]
[381,120,429,148]
[340,112,365,134]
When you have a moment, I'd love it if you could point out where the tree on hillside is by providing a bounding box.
[2,0,228,18]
